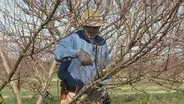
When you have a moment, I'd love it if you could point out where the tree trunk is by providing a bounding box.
[0,51,22,104]
[36,61,57,104]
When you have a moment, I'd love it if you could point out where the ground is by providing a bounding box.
[1,79,184,104]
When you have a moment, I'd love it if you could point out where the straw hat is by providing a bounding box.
[80,8,104,27]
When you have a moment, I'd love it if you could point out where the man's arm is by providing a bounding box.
[54,34,93,66]
[105,43,110,67]
[54,34,78,62]
[100,43,111,98]
[102,43,110,73]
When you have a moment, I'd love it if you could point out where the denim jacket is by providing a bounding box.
[54,30,109,88]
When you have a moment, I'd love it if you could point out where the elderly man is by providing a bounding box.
[54,8,110,104]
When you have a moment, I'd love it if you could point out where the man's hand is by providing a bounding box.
[76,49,93,66]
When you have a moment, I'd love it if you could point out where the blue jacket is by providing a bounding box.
[54,30,109,88]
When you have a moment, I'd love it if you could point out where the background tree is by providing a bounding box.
[0,0,184,104]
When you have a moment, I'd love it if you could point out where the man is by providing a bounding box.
[54,8,110,104]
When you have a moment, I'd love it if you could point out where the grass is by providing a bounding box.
[2,91,184,104]
[4,97,58,104]
[110,87,178,93]
[111,92,184,104]
[2,79,184,104]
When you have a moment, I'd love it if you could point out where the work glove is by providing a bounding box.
[76,49,93,66]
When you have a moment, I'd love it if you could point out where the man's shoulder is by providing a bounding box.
[95,35,105,42]
[74,30,86,38]
[94,35,106,46]
[64,30,80,39]
[74,30,91,43]
[74,30,84,35]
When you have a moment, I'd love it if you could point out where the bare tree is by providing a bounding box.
[0,0,61,103]
[0,0,184,104]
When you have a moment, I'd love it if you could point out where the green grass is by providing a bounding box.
[2,92,184,104]
[2,79,184,104]
[111,92,184,104]
[1,89,37,97]
[1,90,59,104]
[110,87,180,93]
[4,96,58,104]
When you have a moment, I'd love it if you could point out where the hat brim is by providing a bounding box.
[83,21,104,27]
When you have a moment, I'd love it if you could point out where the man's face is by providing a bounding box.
[83,25,101,39]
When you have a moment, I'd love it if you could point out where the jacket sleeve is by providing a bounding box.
[54,34,78,62]
[104,43,110,67]
[100,43,110,97]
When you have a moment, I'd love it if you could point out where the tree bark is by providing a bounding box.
[35,61,57,104]
[0,51,22,104]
